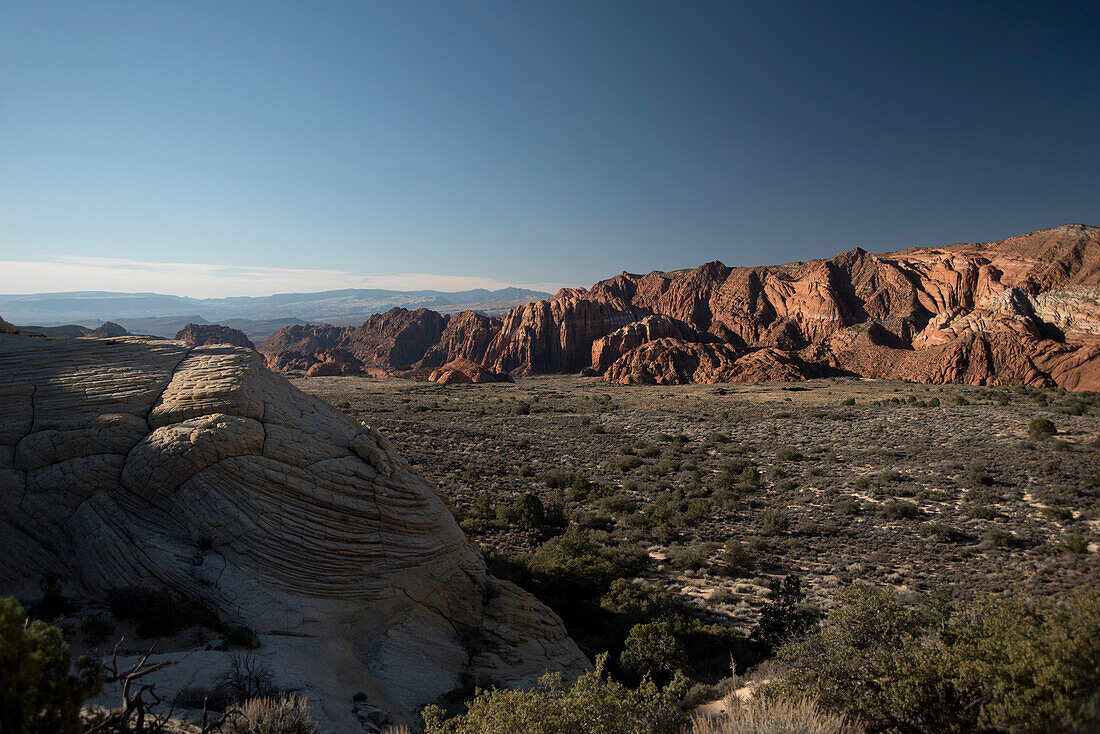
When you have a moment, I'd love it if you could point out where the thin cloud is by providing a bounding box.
[0,256,567,298]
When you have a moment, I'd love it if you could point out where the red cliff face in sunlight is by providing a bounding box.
[260,225,1100,390]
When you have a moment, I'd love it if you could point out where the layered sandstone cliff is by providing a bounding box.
[260,225,1100,390]
[0,330,586,730]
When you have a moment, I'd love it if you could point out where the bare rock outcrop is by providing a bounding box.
[0,315,17,334]
[174,323,256,350]
[589,315,704,375]
[429,358,514,385]
[260,307,446,374]
[89,321,130,338]
[417,310,501,369]
[0,332,587,730]
[605,340,816,385]
[258,225,1100,390]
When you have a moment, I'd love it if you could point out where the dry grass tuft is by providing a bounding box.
[691,696,861,734]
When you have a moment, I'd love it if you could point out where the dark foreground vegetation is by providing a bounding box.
[9,585,1099,733]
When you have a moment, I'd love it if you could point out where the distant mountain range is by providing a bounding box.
[0,287,552,341]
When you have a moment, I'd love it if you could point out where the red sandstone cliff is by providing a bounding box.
[260,224,1100,390]
[259,307,446,374]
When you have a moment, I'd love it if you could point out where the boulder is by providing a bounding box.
[429,358,513,385]
[0,332,587,730]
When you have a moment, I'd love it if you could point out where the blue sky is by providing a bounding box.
[1,1,1098,297]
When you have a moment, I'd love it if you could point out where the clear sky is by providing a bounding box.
[1,1,1098,297]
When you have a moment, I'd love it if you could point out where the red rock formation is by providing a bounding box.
[260,307,446,372]
[305,361,361,377]
[175,323,255,350]
[259,225,1100,390]
[480,293,642,374]
[604,341,816,385]
[417,311,501,369]
[588,315,704,375]
[428,358,514,385]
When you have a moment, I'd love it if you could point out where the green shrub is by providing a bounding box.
[981,528,1019,549]
[423,654,686,734]
[500,492,546,530]
[776,447,805,462]
[720,540,756,577]
[222,695,319,734]
[881,501,919,520]
[540,469,581,490]
[79,614,116,647]
[108,587,219,638]
[751,575,817,653]
[667,542,715,571]
[761,509,792,536]
[833,499,861,516]
[714,460,759,492]
[1029,418,1058,438]
[965,488,996,504]
[968,470,995,486]
[608,455,643,473]
[919,522,967,543]
[770,585,1100,733]
[620,621,692,684]
[1062,533,1090,554]
[0,596,103,734]
[967,504,998,520]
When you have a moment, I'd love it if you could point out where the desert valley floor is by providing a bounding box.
[300,374,1100,641]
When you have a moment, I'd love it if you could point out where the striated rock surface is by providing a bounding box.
[0,316,17,334]
[0,331,587,730]
[174,323,256,350]
[258,225,1100,389]
[429,358,514,385]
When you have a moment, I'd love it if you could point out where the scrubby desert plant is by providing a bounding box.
[222,653,279,701]
[620,621,692,684]
[880,501,919,520]
[760,509,791,536]
[422,653,686,734]
[691,696,862,734]
[222,695,318,734]
[721,540,756,577]
[1029,417,1058,438]
[770,584,1100,733]
[499,492,546,530]
[1062,533,1090,554]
